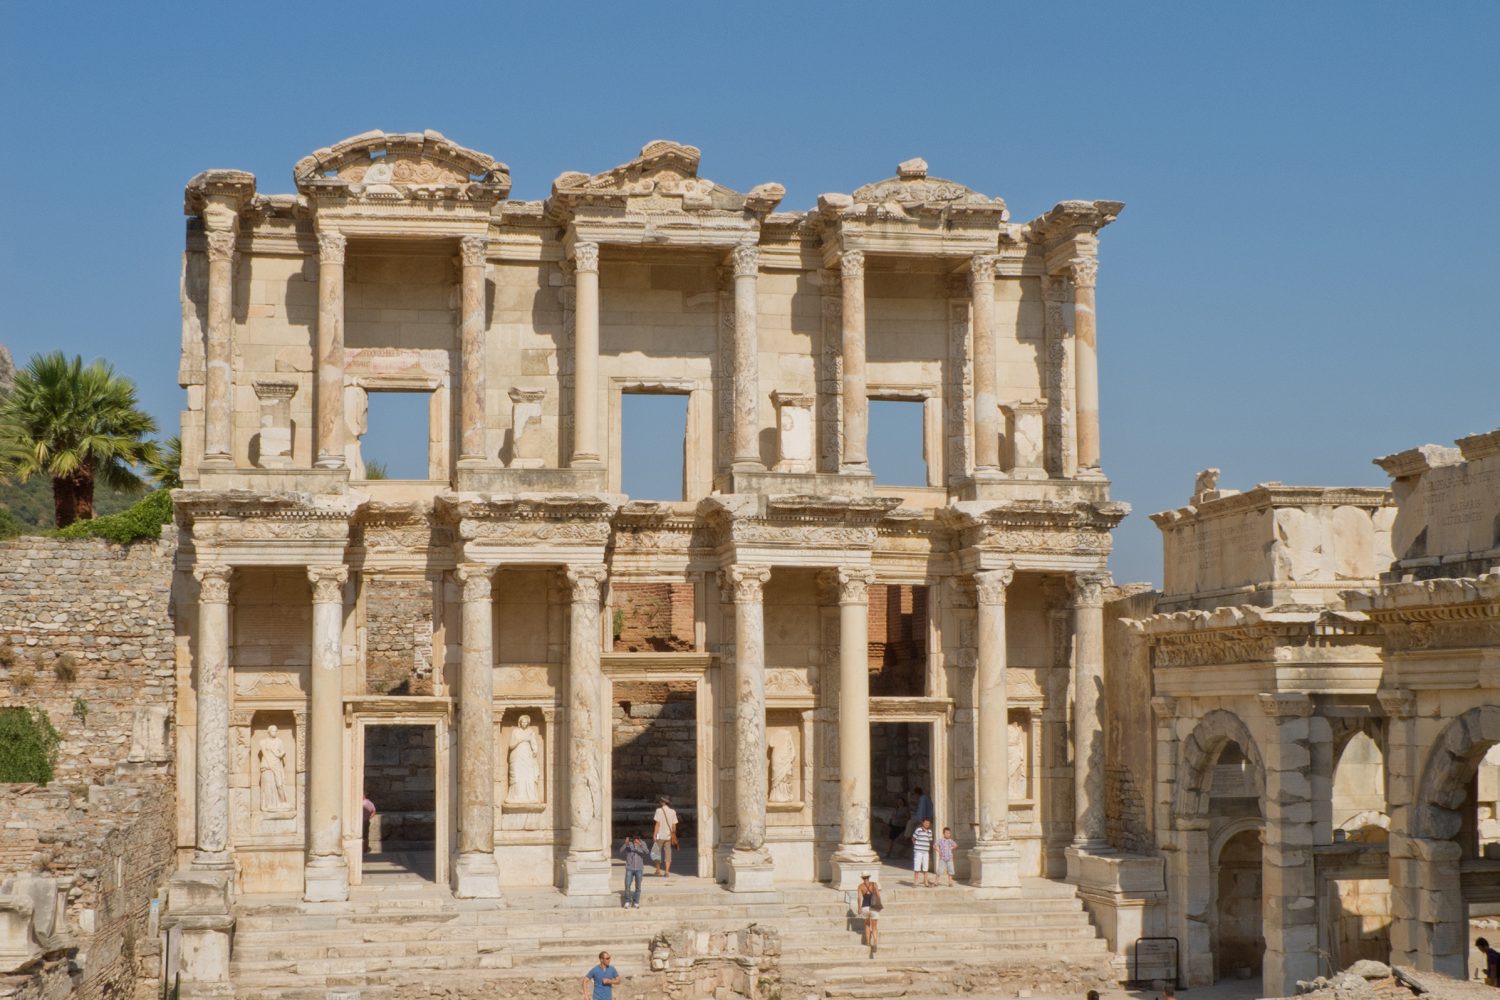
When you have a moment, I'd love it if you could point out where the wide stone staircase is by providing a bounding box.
[228,865,1112,998]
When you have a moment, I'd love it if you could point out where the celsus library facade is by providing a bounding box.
[160,130,1500,997]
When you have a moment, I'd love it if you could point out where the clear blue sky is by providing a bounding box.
[3,2,1496,586]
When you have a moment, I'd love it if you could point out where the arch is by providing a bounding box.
[1414,705,1500,840]
[1332,729,1387,833]
[1212,816,1265,863]
[1177,709,1267,819]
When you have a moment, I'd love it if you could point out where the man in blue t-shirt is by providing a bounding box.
[585,951,620,1000]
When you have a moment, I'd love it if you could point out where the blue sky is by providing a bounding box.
[2,2,1495,585]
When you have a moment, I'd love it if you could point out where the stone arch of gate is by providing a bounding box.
[1401,705,1500,977]
[1170,707,1268,987]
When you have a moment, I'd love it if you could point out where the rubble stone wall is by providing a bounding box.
[363,576,433,695]
[1104,587,1158,854]
[611,681,696,814]
[0,535,177,999]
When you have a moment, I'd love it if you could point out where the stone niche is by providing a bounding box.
[232,708,305,894]
[498,707,548,812]
[245,712,299,834]
[1008,708,1032,803]
[766,711,805,811]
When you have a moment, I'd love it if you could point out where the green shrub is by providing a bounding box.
[0,507,21,540]
[0,707,61,784]
[49,488,172,545]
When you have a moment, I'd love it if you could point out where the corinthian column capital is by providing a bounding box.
[307,565,348,604]
[1067,255,1097,289]
[731,243,760,277]
[973,567,1015,606]
[456,564,493,603]
[194,565,233,603]
[829,566,875,605]
[572,241,599,274]
[1070,571,1109,608]
[724,564,771,604]
[839,249,865,279]
[204,229,237,264]
[970,253,999,284]
[566,564,608,604]
[460,235,489,268]
[317,231,347,265]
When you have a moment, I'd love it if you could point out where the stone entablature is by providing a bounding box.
[1151,482,1394,611]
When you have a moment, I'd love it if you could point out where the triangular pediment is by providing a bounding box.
[549,140,783,217]
[846,158,1008,221]
[293,130,510,200]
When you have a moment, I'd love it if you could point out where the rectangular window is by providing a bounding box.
[868,399,926,486]
[620,392,688,501]
[360,390,432,480]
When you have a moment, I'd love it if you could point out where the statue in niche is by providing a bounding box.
[768,729,798,803]
[1008,721,1028,801]
[257,725,292,813]
[507,715,542,804]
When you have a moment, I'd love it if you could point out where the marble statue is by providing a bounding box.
[507,714,542,804]
[769,729,797,803]
[258,725,291,813]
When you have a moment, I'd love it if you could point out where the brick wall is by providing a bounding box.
[611,583,694,653]
[364,576,433,695]
[0,534,178,998]
[868,584,927,696]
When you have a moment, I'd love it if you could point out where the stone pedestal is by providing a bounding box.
[506,387,546,468]
[1002,400,1048,479]
[164,871,234,997]
[561,856,612,898]
[726,850,777,893]
[1066,846,1168,981]
[967,842,1022,897]
[252,379,296,468]
[771,390,814,474]
[0,894,41,974]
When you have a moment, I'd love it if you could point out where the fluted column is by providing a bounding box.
[829,567,880,889]
[458,236,489,465]
[314,231,347,469]
[453,565,501,897]
[970,567,1020,891]
[202,229,237,466]
[304,565,349,901]
[192,566,234,870]
[839,249,868,472]
[1069,256,1101,474]
[726,564,774,892]
[970,254,1001,471]
[730,243,763,470]
[571,242,602,467]
[563,565,610,895]
[1071,571,1108,847]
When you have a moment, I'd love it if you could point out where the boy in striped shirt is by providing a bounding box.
[911,818,935,887]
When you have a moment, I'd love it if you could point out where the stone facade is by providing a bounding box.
[0,536,178,999]
[164,130,1128,993]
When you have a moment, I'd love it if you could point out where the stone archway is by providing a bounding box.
[1169,709,1266,987]
[1399,706,1500,976]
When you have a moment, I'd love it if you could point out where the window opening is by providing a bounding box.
[360,390,432,480]
[868,399,926,486]
[620,392,688,501]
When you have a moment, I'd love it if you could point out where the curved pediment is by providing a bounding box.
[293,129,510,200]
[549,140,784,218]
[846,158,1008,221]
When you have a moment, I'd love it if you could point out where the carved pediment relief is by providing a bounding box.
[820,158,1008,223]
[294,130,510,201]
[549,140,784,218]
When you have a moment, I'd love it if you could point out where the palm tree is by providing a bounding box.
[148,436,183,490]
[0,352,159,527]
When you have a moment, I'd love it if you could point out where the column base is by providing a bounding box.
[313,455,345,470]
[830,846,882,891]
[725,848,776,893]
[561,853,612,897]
[967,841,1021,896]
[303,855,349,902]
[1076,466,1108,481]
[452,851,503,899]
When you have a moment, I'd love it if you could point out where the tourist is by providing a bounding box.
[1478,937,1500,985]
[886,797,911,856]
[935,826,958,886]
[857,872,882,957]
[584,951,620,1000]
[912,786,935,828]
[912,817,935,886]
[618,830,650,908]
[652,796,679,877]
[361,795,377,854]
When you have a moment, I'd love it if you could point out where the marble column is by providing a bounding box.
[970,567,1021,891]
[1069,256,1102,474]
[829,567,880,889]
[970,254,1001,472]
[726,564,774,891]
[571,242,602,467]
[458,236,489,465]
[192,565,234,870]
[454,565,501,897]
[839,249,868,472]
[201,228,237,466]
[314,231,347,469]
[730,243,763,470]
[304,566,349,901]
[1071,571,1108,847]
[563,565,610,895]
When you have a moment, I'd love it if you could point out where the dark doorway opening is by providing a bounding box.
[870,721,933,863]
[611,681,700,876]
[362,723,436,884]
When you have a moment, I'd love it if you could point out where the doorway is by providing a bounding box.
[610,680,699,875]
[360,723,437,885]
[870,721,934,861]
